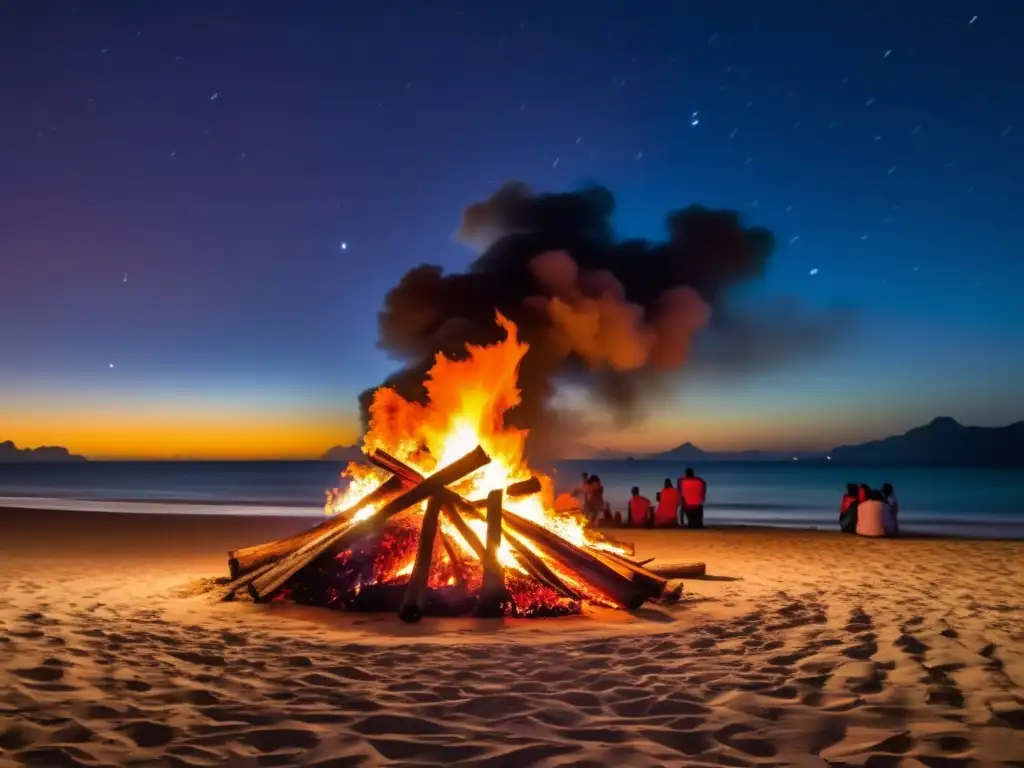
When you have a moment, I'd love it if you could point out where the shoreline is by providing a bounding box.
[3,501,1024,543]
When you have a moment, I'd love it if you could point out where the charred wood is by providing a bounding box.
[228,474,405,577]
[248,446,490,602]
[370,450,579,599]
[399,496,442,623]
[478,489,506,617]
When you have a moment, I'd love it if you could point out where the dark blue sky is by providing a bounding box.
[1,1,1022,458]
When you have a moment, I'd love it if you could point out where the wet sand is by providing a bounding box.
[1,507,1022,767]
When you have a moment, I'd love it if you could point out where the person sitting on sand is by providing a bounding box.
[628,486,652,528]
[856,488,896,537]
[858,483,871,504]
[840,483,859,534]
[678,467,707,529]
[881,482,900,534]
[654,478,680,527]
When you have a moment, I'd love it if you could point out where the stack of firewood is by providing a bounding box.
[222,445,705,622]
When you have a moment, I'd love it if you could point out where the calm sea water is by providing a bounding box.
[1,460,1022,538]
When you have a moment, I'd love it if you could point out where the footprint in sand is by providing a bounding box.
[12,665,64,683]
[240,726,321,752]
[119,720,178,748]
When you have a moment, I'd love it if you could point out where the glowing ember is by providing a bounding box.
[320,312,629,611]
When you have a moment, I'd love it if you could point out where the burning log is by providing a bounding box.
[590,550,669,600]
[468,476,542,507]
[439,504,485,558]
[227,474,405,578]
[499,516,647,610]
[369,450,579,600]
[248,446,491,602]
[438,530,464,582]
[369,449,644,609]
[505,477,542,498]
[399,496,443,623]
[478,489,506,617]
[439,498,578,601]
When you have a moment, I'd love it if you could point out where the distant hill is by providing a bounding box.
[646,442,797,462]
[320,443,364,462]
[0,440,87,463]
[829,417,1024,466]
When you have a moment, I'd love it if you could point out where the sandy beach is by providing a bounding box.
[1,508,1021,767]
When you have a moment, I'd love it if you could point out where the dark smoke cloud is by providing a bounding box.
[361,182,842,458]
[690,300,851,377]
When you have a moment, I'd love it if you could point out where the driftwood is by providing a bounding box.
[478,489,506,617]
[369,449,643,608]
[399,496,442,623]
[370,450,579,600]
[646,562,707,579]
[248,446,491,602]
[228,474,405,578]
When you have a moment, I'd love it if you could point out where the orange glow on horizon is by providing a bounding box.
[0,407,361,460]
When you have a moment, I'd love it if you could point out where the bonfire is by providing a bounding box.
[223,313,698,621]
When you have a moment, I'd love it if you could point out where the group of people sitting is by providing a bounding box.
[629,470,708,528]
[574,469,708,529]
[840,482,900,537]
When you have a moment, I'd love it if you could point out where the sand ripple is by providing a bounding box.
[1,523,1023,766]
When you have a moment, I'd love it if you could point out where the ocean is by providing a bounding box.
[1,460,1022,539]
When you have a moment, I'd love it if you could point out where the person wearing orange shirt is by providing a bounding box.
[678,467,707,529]
[654,478,681,527]
[627,486,652,527]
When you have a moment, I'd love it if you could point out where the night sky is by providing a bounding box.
[2,1,1022,459]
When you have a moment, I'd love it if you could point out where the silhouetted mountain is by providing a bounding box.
[320,444,364,462]
[647,442,798,462]
[587,448,634,460]
[829,417,1024,466]
[0,440,87,463]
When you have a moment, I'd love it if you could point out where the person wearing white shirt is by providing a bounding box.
[856,489,897,537]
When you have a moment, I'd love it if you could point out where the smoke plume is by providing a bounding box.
[361,182,834,458]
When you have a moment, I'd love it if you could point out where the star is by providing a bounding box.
[109,363,115,369]
[809,268,819,276]
[340,241,348,250]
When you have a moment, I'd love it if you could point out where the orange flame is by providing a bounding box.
[325,312,625,587]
